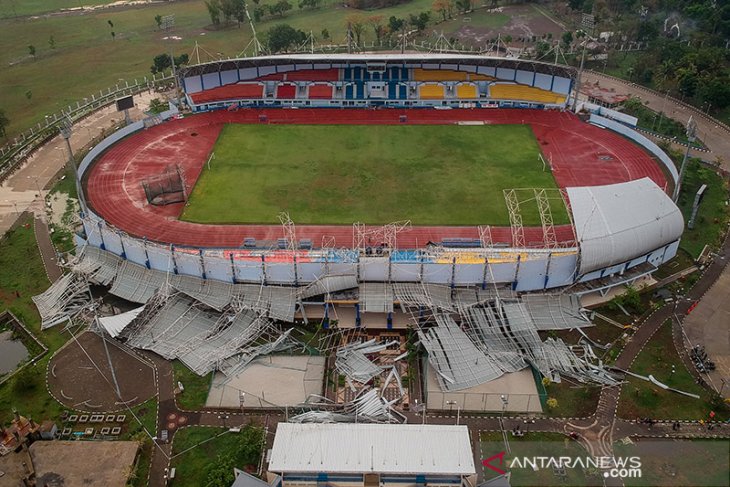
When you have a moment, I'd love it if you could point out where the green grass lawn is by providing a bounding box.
[617,320,727,421]
[172,359,212,410]
[181,124,568,226]
[480,431,594,486]
[0,214,73,425]
[171,425,264,487]
[675,159,729,259]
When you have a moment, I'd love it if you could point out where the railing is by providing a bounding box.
[0,71,174,183]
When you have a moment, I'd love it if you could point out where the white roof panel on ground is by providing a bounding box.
[269,423,475,476]
[566,178,684,274]
[98,306,145,338]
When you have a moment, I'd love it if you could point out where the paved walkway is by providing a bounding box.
[583,71,730,162]
[0,91,156,237]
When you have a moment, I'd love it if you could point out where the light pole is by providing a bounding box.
[218,414,229,428]
[446,400,456,412]
[239,392,245,415]
[673,116,697,202]
[28,176,41,197]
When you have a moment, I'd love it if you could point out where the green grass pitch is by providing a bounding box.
[180,124,569,226]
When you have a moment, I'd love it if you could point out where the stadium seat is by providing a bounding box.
[258,68,340,82]
[419,83,445,99]
[308,84,333,99]
[276,84,297,99]
[189,83,264,104]
[413,69,494,82]
[456,83,478,99]
[489,83,566,104]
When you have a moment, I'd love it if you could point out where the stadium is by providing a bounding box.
[34,53,685,413]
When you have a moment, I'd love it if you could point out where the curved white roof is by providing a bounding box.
[567,178,684,274]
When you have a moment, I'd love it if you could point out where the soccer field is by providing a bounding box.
[180,124,569,226]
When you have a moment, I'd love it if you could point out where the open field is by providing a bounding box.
[480,431,592,486]
[0,0,436,138]
[181,123,568,226]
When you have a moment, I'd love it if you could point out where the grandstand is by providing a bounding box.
[180,54,573,109]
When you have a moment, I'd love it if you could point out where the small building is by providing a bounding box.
[267,423,476,487]
[580,81,629,109]
[38,420,58,440]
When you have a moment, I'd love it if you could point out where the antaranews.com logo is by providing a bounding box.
[483,452,642,479]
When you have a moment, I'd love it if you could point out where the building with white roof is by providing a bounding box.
[267,423,476,487]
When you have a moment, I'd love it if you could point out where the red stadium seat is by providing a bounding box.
[190,83,263,104]
[308,84,333,99]
[276,84,297,99]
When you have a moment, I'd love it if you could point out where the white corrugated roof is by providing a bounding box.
[268,423,475,476]
[567,178,684,274]
[98,306,145,337]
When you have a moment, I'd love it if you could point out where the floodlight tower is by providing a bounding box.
[59,117,87,212]
[673,116,698,202]
[162,15,182,109]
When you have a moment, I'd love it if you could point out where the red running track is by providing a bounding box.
[85,108,667,249]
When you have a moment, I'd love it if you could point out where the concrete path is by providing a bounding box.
[582,71,730,162]
[0,91,157,237]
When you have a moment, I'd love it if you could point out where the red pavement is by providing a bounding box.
[85,108,667,249]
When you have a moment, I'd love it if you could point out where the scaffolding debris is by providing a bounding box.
[32,273,91,329]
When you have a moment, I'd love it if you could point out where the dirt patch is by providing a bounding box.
[450,4,565,46]
[47,331,156,412]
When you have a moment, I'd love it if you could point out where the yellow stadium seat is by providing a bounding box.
[456,83,478,99]
[489,84,566,104]
[419,84,445,99]
[413,69,495,82]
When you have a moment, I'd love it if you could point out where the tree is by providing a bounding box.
[270,0,292,17]
[206,0,222,26]
[321,28,330,40]
[232,0,246,26]
[203,453,235,487]
[346,14,367,46]
[409,11,430,32]
[546,397,558,409]
[455,0,471,14]
[388,16,404,34]
[432,0,450,22]
[561,31,573,49]
[48,35,56,49]
[148,98,167,114]
[111,31,116,40]
[28,44,36,58]
[266,23,306,53]
[0,109,9,138]
[108,19,114,28]
[150,53,190,74]
[155,14,162,29]
[368,15,386,45]
[25,90,32,101]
